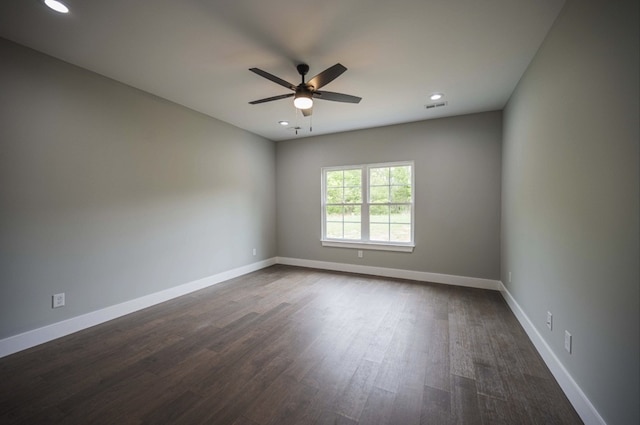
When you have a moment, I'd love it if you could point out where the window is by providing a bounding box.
[322,161,414,252]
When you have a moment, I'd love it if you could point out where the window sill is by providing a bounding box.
[321,240,414,253]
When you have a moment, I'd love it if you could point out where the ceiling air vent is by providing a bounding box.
[425,101,448,109]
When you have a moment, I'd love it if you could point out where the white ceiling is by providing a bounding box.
[0,0,565,141]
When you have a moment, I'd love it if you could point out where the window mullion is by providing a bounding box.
[362,166,370,242]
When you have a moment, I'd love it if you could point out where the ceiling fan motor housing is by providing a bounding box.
[296,64,310,77]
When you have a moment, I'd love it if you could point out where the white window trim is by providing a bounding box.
[321,161,415,253]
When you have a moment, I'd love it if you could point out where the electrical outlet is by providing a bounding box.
[52,293,65,308]
[564,330,572,353]
[252,248,257,256]
[357,250,363,258]
[546,311,553,330]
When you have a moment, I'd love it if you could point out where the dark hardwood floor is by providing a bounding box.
[0,265,582,424]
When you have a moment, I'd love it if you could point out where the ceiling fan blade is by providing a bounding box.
[249,68,297,91]
[314,91,362,104]
[249,93,294,105]
[307,63,347,90]
[301,107,313,117]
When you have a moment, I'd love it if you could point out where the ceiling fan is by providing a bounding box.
[248,63,362,116]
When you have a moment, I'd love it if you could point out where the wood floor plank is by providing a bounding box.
[335,358,381,420]
[243,374,303,424]
[451,374,482,425]
[477,393,524,425]
[139,390,202,425]
[420,385,453,425]
[170,354,292,425]
[357,386,396,425]
[0,265,582,425]
[372,322,412,392]
[424,317,450,392]
[201,357,294,425]
[282,331,333,382]
[55,371,163,425]
[264,381,319,425]
[151,347,220,389]
[313,410,358,425]
[230,417,261,425]
[361,289,406,364]
[448,295,476,380]
[473,360,507,400]
[387,384,424,425]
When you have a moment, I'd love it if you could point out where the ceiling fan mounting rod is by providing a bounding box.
[296,63,310,84]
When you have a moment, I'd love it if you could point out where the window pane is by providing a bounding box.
[370,223,389,241]
[326,222,343,239]
[370,205,389,223]
[344,186,362,203]
[369,167,389,185]
[370,186,389,203]
[390,185,411,203]
[325,205,342,215]
[390,205,411,223]
[390,224,411,242]
[344,206,361,222]
[326,187,343,204]
[326,204,344,217]
[390,166,411,185]
[326,170,343,187]
[344,222,361,239]
[343,169,361,186]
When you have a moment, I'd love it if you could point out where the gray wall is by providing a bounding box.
[0,39,277,339]
[501,0,639,424]
[276,112,502,280]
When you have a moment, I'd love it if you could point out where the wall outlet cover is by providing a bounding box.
[564,330,572,353]
[52,293,65,308]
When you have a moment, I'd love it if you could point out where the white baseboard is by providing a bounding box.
[276,257,502,291]
[499,283,606,425]
[0,258,277,358]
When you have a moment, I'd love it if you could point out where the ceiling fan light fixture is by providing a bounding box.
[43,0,70,13]
[293,92,313,110]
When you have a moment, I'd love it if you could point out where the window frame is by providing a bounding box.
[321,161,415,253]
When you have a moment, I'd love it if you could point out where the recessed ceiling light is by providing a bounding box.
[43,0,69,14]
[430,93,444,101]
[278,121,289,126]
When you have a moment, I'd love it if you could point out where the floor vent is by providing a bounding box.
[425,101,448,109]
